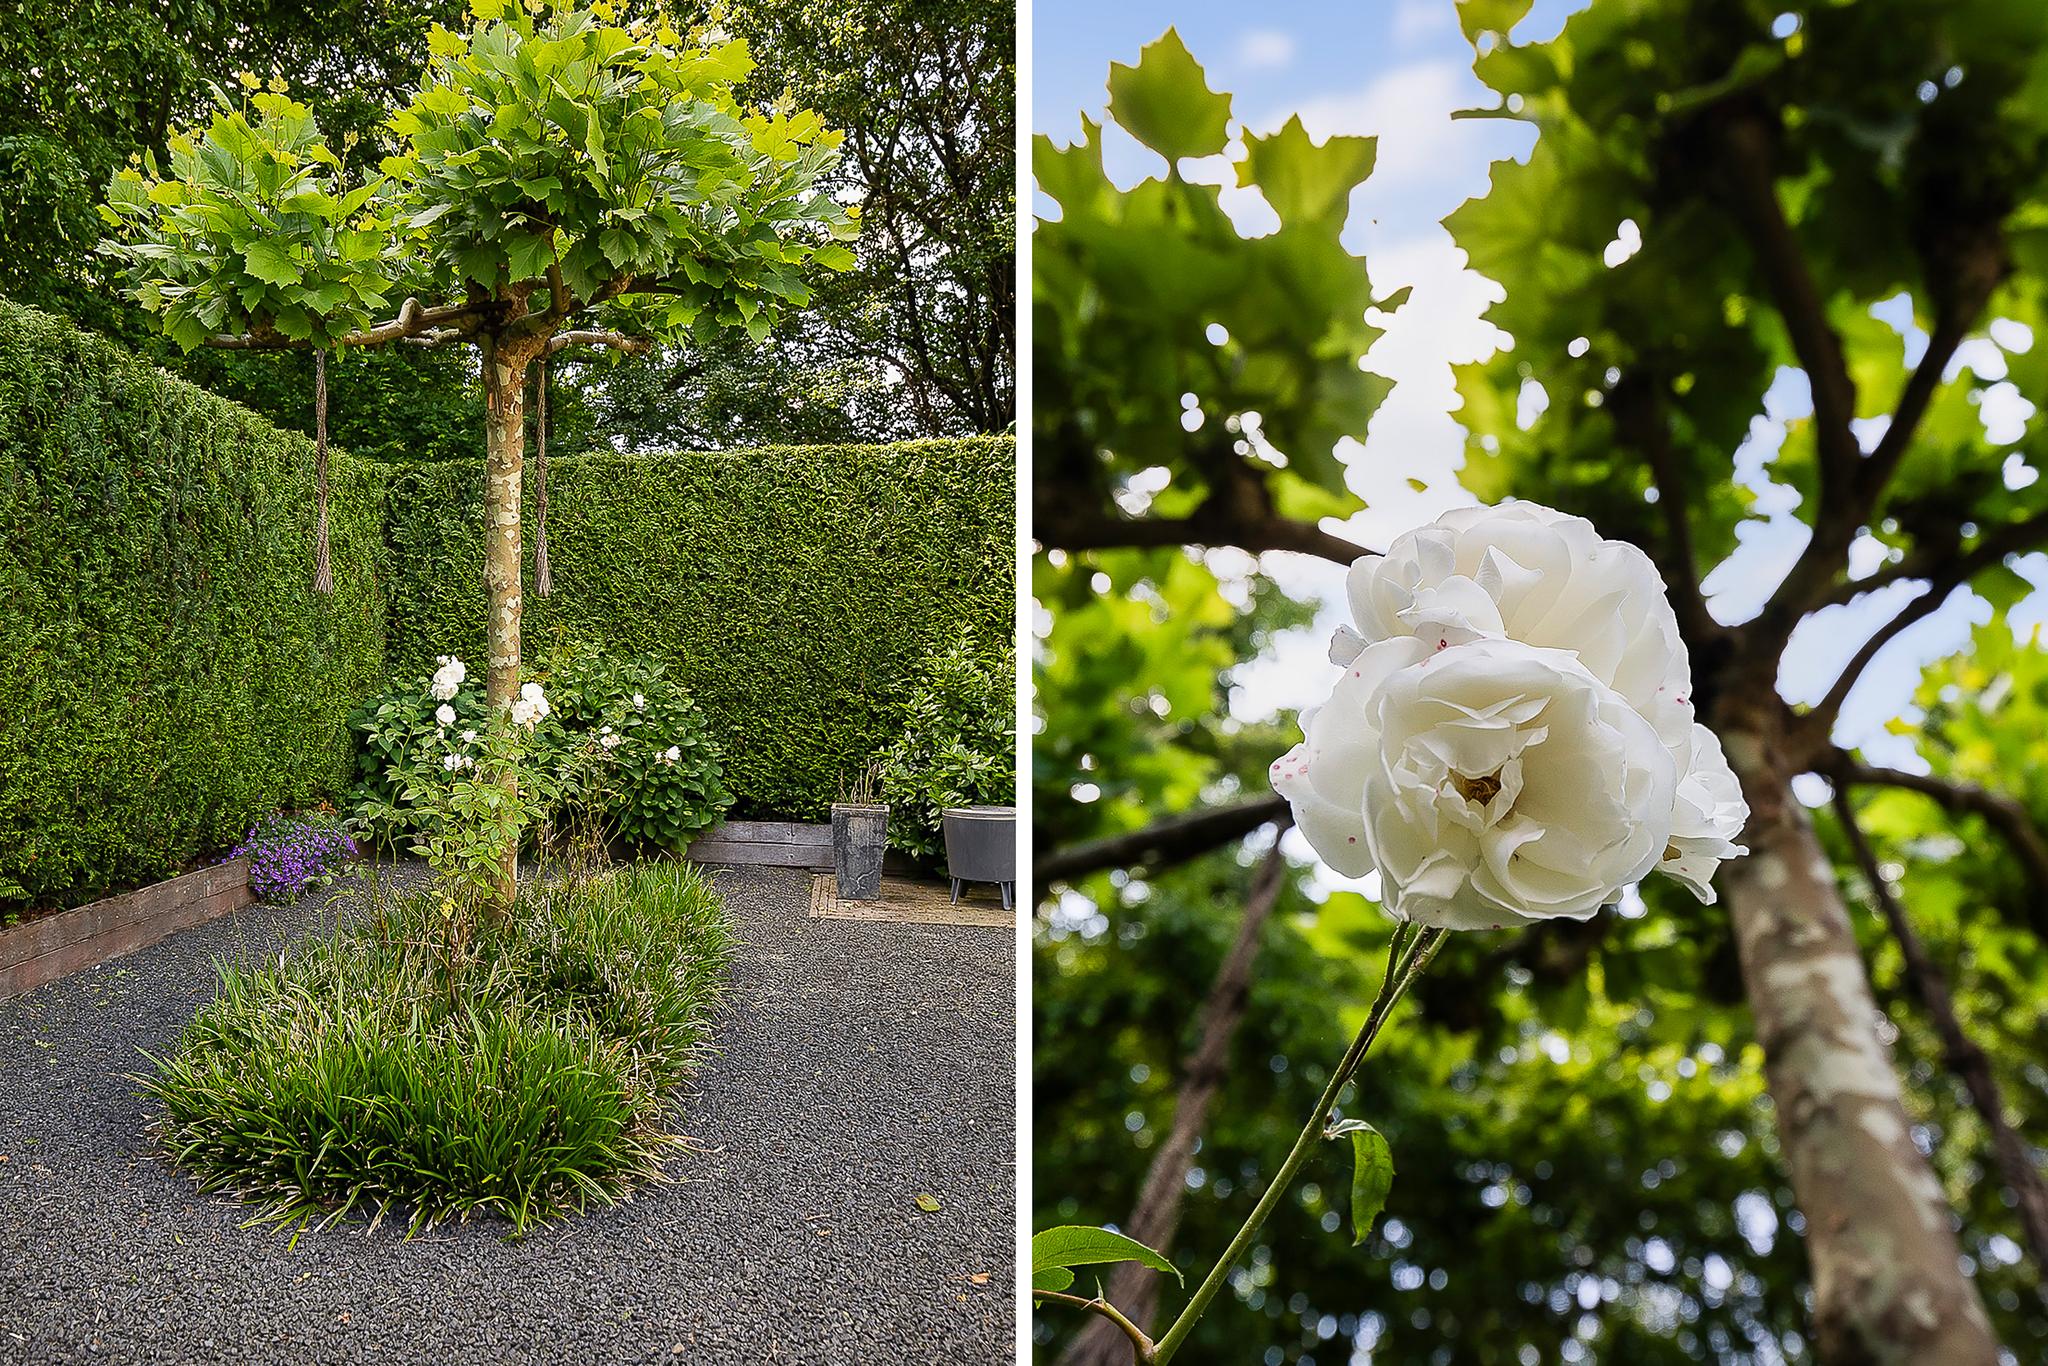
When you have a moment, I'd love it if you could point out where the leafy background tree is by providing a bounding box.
[1033,10,2047,1364]
[1,0,1011,454]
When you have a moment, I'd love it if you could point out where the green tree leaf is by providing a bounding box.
[1106,29,1230,163]
[1239,115,1376,226]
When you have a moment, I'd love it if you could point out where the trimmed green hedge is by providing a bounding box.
[0,301,385,911]
[0,298,1013,909]
[381,438,1014,818]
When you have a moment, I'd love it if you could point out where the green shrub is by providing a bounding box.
[376,438,1015,818]
[142,863,733,1238]
[0,300,384,912]
[350,645,733,856]
[875,631,1018,859]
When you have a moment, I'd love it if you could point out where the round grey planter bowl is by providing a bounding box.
[943,805,1016,909]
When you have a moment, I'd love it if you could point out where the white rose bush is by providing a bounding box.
[1035,500,1751,1364]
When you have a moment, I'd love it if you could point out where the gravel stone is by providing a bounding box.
[0,863,1017,1365]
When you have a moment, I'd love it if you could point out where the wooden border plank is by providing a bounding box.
[0,860,254,1000]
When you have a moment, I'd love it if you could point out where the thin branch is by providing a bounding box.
[1799,582,1954,743]
[1830,755,2048,939]
[1832,790,2048,1276]
[1814,508,2048,611]
[1033,1290,1157,1364]
[1612,374,1720,644]
[1058,835,1291,1366]
[1036,504,1369,568]
[1855,314,1971,502]
[1035,796,1289,885]
[1719,115,1859,495]
[548,329,652,355]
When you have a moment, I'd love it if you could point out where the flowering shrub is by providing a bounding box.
[875,632,1017,859]
[350,646,732,855]
[229,812,359,905]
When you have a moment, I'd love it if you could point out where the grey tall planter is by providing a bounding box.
[942,805,1016,909]
[831,802,889,900]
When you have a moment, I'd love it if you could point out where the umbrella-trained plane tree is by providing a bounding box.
[99,0,855,909]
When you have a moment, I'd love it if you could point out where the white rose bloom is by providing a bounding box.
[429,656,467,702]
[435,703,456,727]
[664,744,681,762]
[461,729,477,744]
[441,753,461,772]
[509,698,539,728]
[1274,636,1676,929]
[632,692,646,711]
[600,732,622,750]
[1343,502,1695,761]
[519,681,551,718]
[1660,724,1749,902]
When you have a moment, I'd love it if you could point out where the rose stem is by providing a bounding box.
[1149,923,1447,1365]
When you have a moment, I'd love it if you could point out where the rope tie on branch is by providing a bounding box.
[534,354,552,599]
[312,349,333,595]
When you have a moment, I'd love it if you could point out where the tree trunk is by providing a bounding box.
[1058,839,1289,1366]
[480,335,528,916]
[1833,791,2048,1289]
[1713,690,2002,1365]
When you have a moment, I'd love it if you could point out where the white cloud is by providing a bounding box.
[1241,29,1296,70]
[1393,0,1456,47]
[1280,60,1478,196]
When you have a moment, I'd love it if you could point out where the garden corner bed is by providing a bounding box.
[0,860,1016,1365]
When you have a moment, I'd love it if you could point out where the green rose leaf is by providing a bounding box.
[1030,1225,1183,1294]
[1328,1119,1394,1246]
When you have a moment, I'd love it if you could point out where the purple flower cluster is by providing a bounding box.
[230,813,360,905]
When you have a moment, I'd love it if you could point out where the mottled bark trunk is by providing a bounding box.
[1713,690,2001,1365]
[481,336,527,917]
[1059,841,1289,1366]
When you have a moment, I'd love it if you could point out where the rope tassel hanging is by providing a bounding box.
[313,348,333,595]
[534,353,552,599]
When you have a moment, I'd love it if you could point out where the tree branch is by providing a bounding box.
[204,296,486,351]
[1798,582,1954,745]
[1058,836,1290,1366]
[1036,503,1368,569]
[1799,500,2048,743]
[1720,114,1859,497]
[1855,314,1971,503]
[1716,112,1875,646]
[548,329,653,355]
[1033,1290,1157,1364]
[1612,373,1721,644]
[1035,796,1289,885]
[1830,754,2048,939]
[1814,508,2048,611]
[1832,789,2048,1277]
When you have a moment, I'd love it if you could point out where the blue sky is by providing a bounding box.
[1034,0,2048,782]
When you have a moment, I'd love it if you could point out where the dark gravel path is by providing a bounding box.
[0,864,1017,1365]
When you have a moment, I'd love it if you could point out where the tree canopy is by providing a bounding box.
[1032,10,2048,1363]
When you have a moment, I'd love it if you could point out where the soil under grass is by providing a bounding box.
[141,863,733,1238]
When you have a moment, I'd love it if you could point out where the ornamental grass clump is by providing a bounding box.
[141,862,732,1239]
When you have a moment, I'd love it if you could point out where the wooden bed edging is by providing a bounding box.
[0,859,253,1000]
[686,820,917,875]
